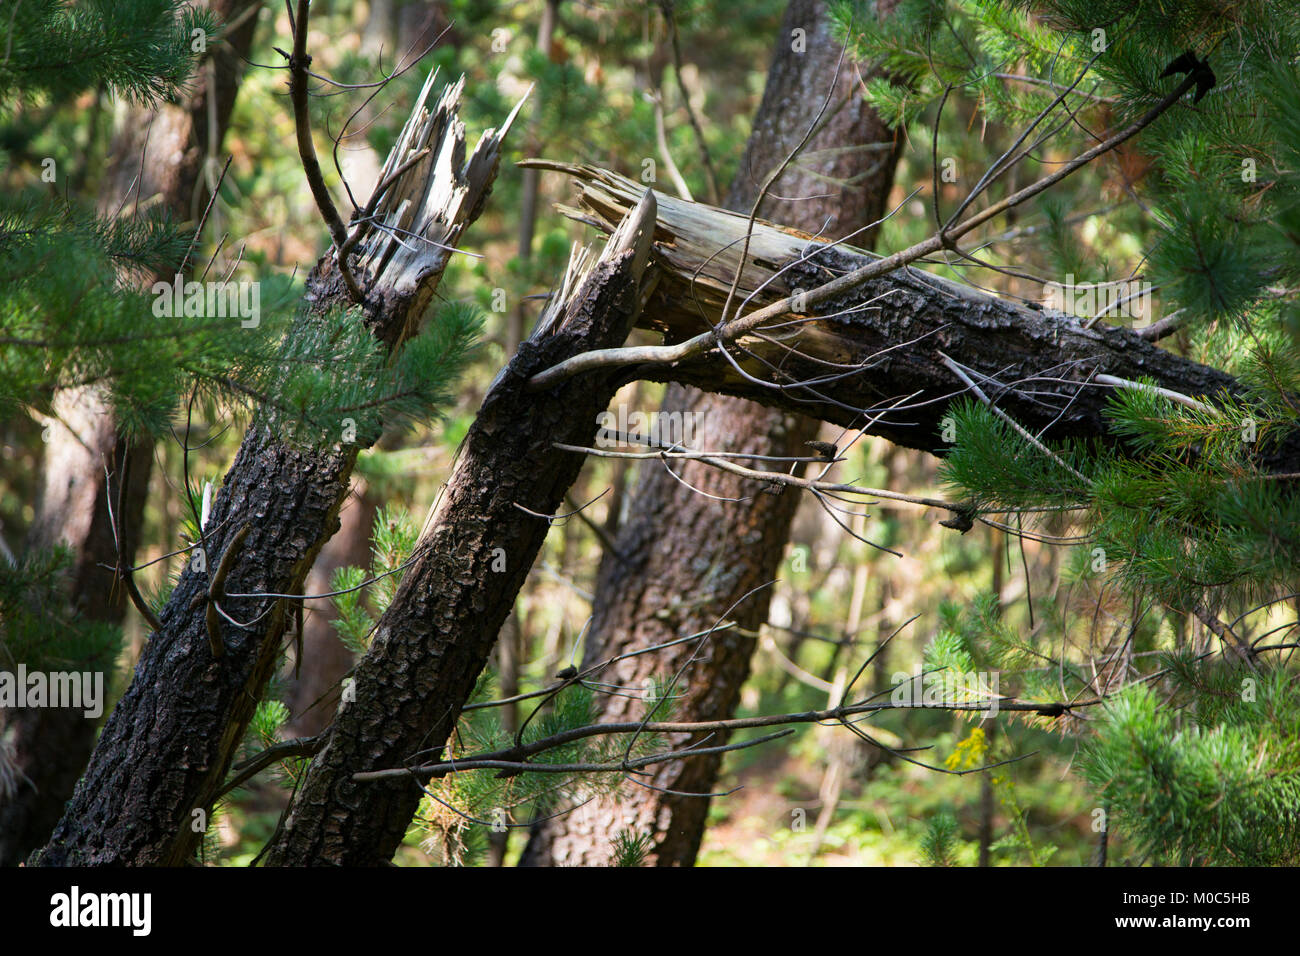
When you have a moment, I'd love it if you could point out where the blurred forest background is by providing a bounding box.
[3,0,1299,868]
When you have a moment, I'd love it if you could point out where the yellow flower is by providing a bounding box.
[945,726,988,771]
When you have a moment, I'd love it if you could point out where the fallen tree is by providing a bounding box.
[524,162,1300,473]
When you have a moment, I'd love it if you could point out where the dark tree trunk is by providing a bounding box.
[33,79,517,866]
[261,194,658,866]
[519,0,901,867]
[0,0,262,867]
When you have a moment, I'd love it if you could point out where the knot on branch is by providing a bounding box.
[939,505,976,534]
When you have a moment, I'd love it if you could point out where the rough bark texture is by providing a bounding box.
[0,0,262,867]
[520,0,900,867]
[262,195,658,866]
[533,174,1300,471]
[34,77,517,866]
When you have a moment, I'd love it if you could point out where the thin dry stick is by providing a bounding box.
[284,0,360,300]
[1193,604,1258,665]
[353,695,1086,783]
[658,0,720,203]
[553,441,966,516]
[650,88,693,201]
[1093,373,1218,415]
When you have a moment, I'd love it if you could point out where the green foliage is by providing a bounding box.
[0,547,120,674]
[0,200,483,440]
[249,699,289,748]
[939,401,1099,510]
[414,675,678,865]
[932,595,1065,704]
[0,195,185,424]
[328,566,374,657]
[1,5,485,445]
[844,0,1300,869]
[326,504,421,656]
[920,809,960,866]
[0,0,218,105]
[941,379,1300,610]
[1080,671,1300,865]
[267,302,484,447]
[368,505,421,611]
[831,0,1089,129]
[610,829,654,867]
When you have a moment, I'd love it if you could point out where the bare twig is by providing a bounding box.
[354,695,1087,783]
[938,350,1093,487]
[283,0,361,300]
[216,734,322,799]
[657,0,720,203]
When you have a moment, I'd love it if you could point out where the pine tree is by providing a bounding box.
[834,0,1300,864]
[1,1,481,445]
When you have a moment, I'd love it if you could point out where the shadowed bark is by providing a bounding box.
[519,0,901,867]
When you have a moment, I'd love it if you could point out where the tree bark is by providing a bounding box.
[261,193,659,866]
[519,0,901,867]
[33,76,519,866]
[0,0,262,867]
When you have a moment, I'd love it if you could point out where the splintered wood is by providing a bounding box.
[516,159,903,343]
[339,72,526,346]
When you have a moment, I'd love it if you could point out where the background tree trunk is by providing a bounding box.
[0,0,262,867]
[280,481,377,740]
[519,0,901,867]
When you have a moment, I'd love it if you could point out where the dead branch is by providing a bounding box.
[514,159,1300,475]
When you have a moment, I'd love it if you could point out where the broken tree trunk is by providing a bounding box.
[524,163,1300,472]
[262,192,658,866]
[34,74,519,866]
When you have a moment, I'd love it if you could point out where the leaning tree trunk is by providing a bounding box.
[519,0,901,867]
[33,75,520,866]
[0,0,262,867]
[261,193,659,866]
